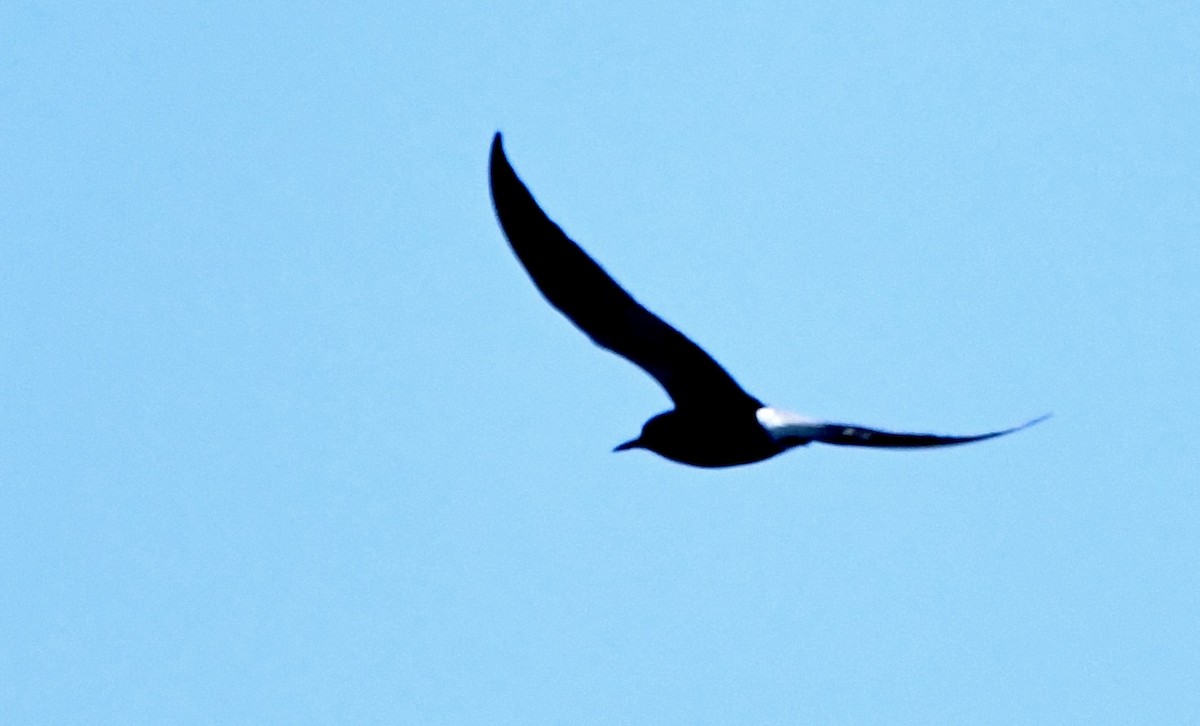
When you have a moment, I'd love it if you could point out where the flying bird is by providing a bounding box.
[488,132,1046,468]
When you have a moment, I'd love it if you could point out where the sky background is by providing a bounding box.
[2,2,1198,723]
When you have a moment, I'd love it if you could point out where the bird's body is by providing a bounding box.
[488,132,1045,468]
[620,408,783,468]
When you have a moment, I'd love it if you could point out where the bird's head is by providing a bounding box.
[613,412,675,455]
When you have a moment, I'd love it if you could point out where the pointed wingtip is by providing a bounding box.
[1018,412,1053,431]
[971,412,1052,442]
[1017,412,1056,429]
[489,131,512,187]
[973,412,1052,441]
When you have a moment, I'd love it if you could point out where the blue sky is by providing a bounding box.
[2,2,1197,723]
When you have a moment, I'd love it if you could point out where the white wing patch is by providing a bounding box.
[755,407,825,442]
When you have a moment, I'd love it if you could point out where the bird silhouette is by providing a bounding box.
[488,132,1046,468]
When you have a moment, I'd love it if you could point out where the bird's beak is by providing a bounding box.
[613,437,642,452]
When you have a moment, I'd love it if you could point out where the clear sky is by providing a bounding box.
[2,2,1197,723]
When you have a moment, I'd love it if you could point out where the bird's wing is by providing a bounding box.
[811,414,1050,448]
[489,133,760,411]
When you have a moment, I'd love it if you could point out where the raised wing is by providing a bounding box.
[489,133,760,412]
[813,414,1050,449]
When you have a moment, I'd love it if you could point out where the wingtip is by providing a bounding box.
[983,413,1051,440]
[988,412,1051,440]
[489,132,512,181]
[1021,412,1053,429]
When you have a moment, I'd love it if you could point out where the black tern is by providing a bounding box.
[489,132,1046,468]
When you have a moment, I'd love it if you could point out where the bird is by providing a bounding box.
[488,132,1047,468]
